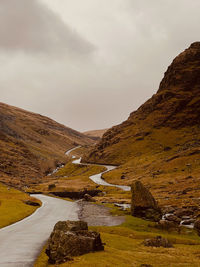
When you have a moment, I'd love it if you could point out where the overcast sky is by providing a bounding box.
[0,0,199,131]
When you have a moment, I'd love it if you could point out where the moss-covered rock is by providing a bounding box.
[46,220,104,264]
[131,181,162,222]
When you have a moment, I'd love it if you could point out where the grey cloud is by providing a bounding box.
[0,0,200,131]
[0,0,94,55]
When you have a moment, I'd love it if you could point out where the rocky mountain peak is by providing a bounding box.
[83,42,200,166]
[158,41,200,92]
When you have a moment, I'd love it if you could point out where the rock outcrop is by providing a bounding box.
[46,220,104,264]
[85,42,200,165]
[143,236,173,248]
[131,181,162,221]
[83,42,200,208]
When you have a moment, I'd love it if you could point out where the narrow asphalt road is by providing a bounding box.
[0,194,78,267]
[69,151,131,191]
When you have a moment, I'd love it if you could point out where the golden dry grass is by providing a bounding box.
[0,182,41,228]
[35,215,200,267]
[0,102,94,188]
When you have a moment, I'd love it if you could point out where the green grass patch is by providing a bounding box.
[35,214,200,267]
[55,161,106,177]
[0,183,41,228]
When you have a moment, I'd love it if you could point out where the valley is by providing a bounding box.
[1,42,200,267]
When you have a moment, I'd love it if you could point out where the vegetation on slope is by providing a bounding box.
[35,214,200,267]
[83,42,200,207]
[30,159,131,203]
[84,129,108,140]
[0,102,94,188]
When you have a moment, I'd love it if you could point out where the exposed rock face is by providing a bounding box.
[143,236,173,248]
[131,181,162,222]
[83,41,200,166]
[83,42,200,208]
[46,220,104,264]
[159,42,200,93]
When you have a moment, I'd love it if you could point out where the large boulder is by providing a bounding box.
[143,236,173,248]
[131,181,162,221]
[46,220,104,264]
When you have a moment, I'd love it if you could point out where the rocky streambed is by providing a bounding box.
[161,206,199,229]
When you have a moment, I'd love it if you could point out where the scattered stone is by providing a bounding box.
[131,181,162,221]
[46,220,104,264]
[162,206,175,214]
[83,194,96,202]
[165,214,181,224]
[143,236,173,248]
[174,208,194,218]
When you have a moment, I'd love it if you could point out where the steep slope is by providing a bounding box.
[84,42,200,206]
[0,102,93,188]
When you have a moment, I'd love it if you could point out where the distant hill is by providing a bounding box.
[84,129,108,140]
[0,102,93,188]
[83,42,200,207]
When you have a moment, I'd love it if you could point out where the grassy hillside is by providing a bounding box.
[0,102,93,188]
[35,215,200,267]
[0,182,40,228]
[83,42,200,207]
[84,129,108,140]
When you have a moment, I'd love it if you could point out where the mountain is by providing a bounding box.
[0,102,93,188]
[83,42,200,206]
[84,129,108,140]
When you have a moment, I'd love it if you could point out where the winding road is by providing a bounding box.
[67,147,131,191]
[0,194,78,267]
[0,146,130,266]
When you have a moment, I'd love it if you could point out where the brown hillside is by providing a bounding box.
[84,129,108,140]
[83,42,200,207]
[0,102,93,188]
